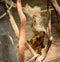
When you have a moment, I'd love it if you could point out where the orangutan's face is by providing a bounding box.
[30,31,46,54]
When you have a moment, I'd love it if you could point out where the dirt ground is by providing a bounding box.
[0,0,60,62]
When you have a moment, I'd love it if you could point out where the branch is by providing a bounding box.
[51,0,60,15]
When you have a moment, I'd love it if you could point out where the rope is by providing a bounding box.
[5,0,16,8]
[0,0,16,19]
[46,0,52,39]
